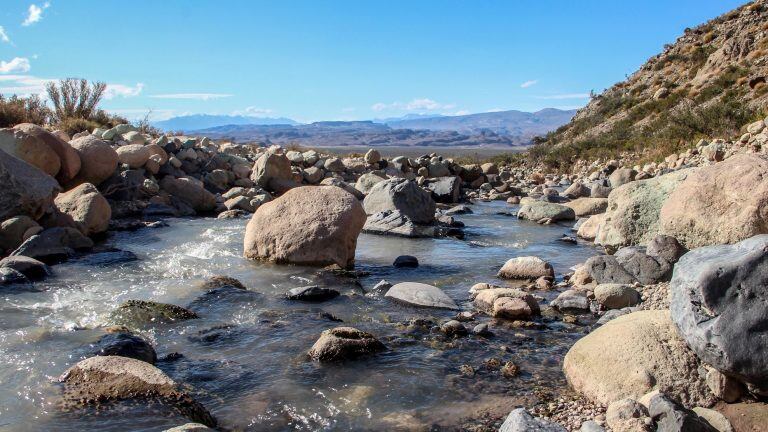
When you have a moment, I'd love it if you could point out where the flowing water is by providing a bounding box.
[0,201,598,431]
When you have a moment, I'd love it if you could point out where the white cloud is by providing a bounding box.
[149,93,233,100]
[371,98,456,112]
[22,2,50,27]
[0,74,53,96]
[537,93,590,100]
[0,26,10,44]
[520,80,538,88]
[0,57,31,74]
[230,106,274,117]
[104,82,144,99]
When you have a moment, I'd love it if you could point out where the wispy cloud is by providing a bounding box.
[110,108,178,121]
[0,74,52,95]
[150,93,233,100]
[0,26,11,44]
[520,80,538,88]
[371,98,456,112]
[104,83,144,99]
[537,93,590,100]
[0,57,31,74]
[22,2,50,27]
[230,106,274,116]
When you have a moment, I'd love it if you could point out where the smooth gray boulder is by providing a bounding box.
[670,235,768,386]
[648,393,717,432]
[583,255,638,285]
[615,246,672,285]
[0,255,50,280]
[11,227,94,263]
[363,178,436,224]
[517,201,575,222]
[362,210,436,238]
[500,408,566,432]
[0,148,60,221]
[551,290,591,313]
[385,282,459,310]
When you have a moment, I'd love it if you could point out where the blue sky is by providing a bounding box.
[0,0,749,122]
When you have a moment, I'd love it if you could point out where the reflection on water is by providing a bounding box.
[0,201,598,431]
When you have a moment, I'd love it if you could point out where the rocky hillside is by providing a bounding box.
[533,0,768,168]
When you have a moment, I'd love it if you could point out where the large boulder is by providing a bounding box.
[116,144,151,168]
[69,135,119,186]
[660,154,768,248]
[244,186,366,268]
[497,256,554,280]
[363,178,436,224]
[0,215,41,252]
[595,169,693,251]
[384,282,459,309]
[670,235,768,387]
[0,148,59,221]
[54,183,111,236]
[563,310,713,407]
[354,173,386,195]
[565,197,608,217]
[59,356,216,427]
[308,327,385,361]
[424,176,461,203]
[160,177,217,213]
[0,125,61,177]
[250,152,292,188]
[14,123,81,183]
[517,201,575,222]
[362,210,437,238]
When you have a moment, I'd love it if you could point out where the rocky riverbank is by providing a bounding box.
[1,115,767,431]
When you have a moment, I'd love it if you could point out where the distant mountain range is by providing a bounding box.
[154,108,576,148]
[152,114,298,132]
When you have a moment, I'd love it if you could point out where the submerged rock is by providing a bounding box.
[198,275,246,290]
[93,331,157,364]
[308,327,385,361]
[59,356,216,427]
[244,186,366,268]
[384,282,459,310]
[0,255,50,280]
[11,227,94,264]
[285,285,340,302]
[109,300,198,327]
[393,255,419,268]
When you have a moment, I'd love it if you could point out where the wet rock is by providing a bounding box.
[370,279,392,292]
[660,154,768,248]
[244,186,366,268]
[0,255,50,280]
[110,300,198,327]
[72,249,138,267]
[363,178,436,224]
[68,135,119,186]
[60,356,216,427]
[670,235,768,386]
[11,227,94,264]
[54,182,111,236]
[440,320,468,337]
[393,255,419,268]
[594,284,640,310]
[308,327,385,361]
[444,204,472,215]
[285,285,340,302]
[94,332,157,364]
[517,201,575,222]
[363,210,436,238]
[499,408,566,432]
[648,393,717,432]
[163,424,214,432]
[498,256,554,280]
[563,310,713,407]
[551,290,591,313]
[385,282,459,310]
[0,147,60,221]
[472,323,493,337]
[199,275,246,290]
[0,267,29,285]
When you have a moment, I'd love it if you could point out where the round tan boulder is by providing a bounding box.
[497,256,554,280]
[54,183,111,236]
[563,310,713,407]
[14,123,81,183]
[0,126,61,177]
[243,186,366,268]
[0,148,60,221]
[0,216,40,252]
[660,154,768,248]
[116,144,151,168]
[145,143,169,165]
[565,197,608,217]
[69,135,119,186]
[577,213,606,241]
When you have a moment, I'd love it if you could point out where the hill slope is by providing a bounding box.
[532,0,768,168]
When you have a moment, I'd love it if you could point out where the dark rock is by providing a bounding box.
[648,393,717,432]
[0,255,50,280]
[670,235,768,386]
[393,255,419,268]
[94,332,157,364]
[72,249,138,267]
[11,227,94,264]
[472,323,493,337]
[199,275,245,290]
[0,267,29,285]
[444,204,472,215]
[285,285,340,302]
[583,255,638,285]
[308,327,385,361]
[615,246,672,284]
[110,300,198,327]
[440,320,468,337]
